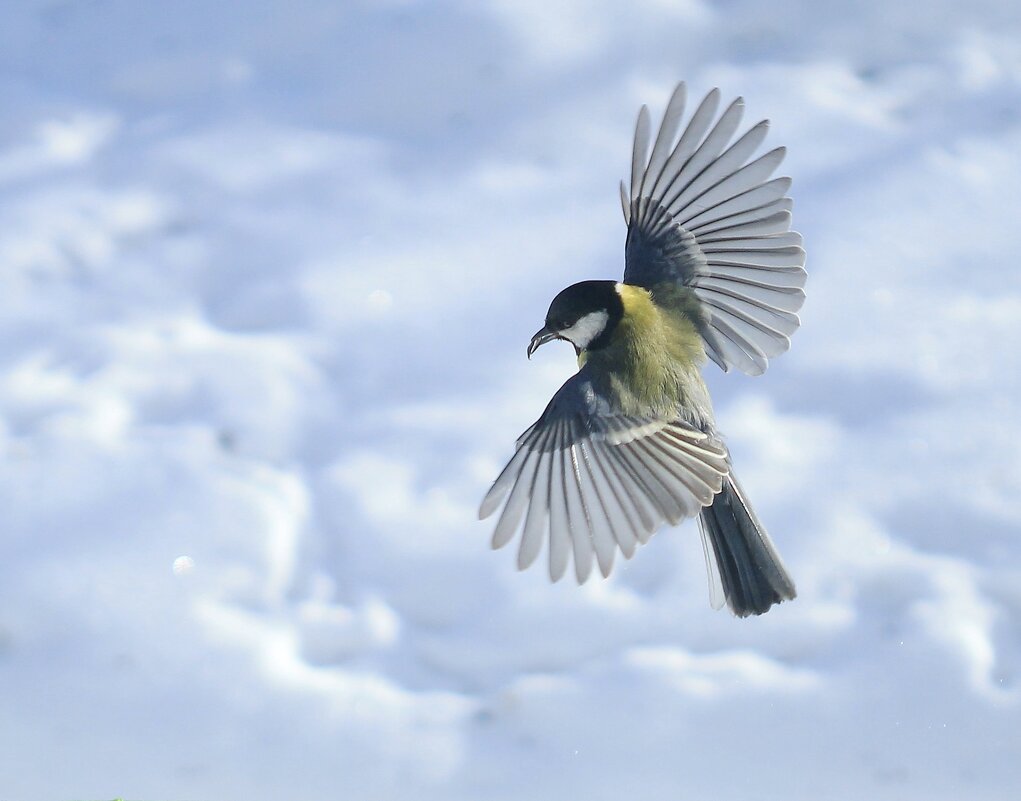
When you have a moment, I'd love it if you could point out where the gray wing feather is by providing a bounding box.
[574,440,620,576]
[480,373,729,583]
[641,83,687,202]
[548,423,572,581]
[490,442,539,549]
[630,106,652,203]
[622,83,806,375]
[564,434,595,583]
[517,425,554,570]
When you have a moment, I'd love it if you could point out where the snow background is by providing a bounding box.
[2,1,1020,798]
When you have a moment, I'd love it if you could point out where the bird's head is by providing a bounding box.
[527,280,624,359]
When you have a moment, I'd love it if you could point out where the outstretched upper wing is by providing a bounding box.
[621,83,806,375]
[479,371,729,584]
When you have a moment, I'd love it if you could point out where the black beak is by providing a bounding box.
[527,325,558,359]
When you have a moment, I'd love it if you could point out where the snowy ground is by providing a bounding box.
[2,2,1021,799]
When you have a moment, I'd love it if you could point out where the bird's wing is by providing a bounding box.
[621,83,806,375]
[479,371,729,583]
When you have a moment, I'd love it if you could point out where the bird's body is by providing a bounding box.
[481,83,805,616]
[589,283,710,422]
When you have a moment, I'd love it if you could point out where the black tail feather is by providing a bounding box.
[698,473,796,617]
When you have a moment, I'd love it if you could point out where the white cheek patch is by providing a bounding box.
[561,310,609,349]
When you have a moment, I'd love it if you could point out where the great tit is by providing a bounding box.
[480,83,804,616]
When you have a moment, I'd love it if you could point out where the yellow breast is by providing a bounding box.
[599,282,707,416]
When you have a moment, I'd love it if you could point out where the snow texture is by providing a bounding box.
[1,2,1020,799]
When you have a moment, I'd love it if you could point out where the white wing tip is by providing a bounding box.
[479,493,501,520]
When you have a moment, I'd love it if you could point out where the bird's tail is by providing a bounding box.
[697,472,796,617]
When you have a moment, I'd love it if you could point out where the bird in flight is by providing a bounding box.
[479,83,805,616]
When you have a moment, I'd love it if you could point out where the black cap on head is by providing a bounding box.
[546,281,622,329]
